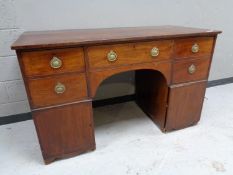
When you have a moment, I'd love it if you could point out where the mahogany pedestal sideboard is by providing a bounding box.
[11,26,221,164]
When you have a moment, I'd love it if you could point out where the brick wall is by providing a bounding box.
[0,0,30,117]
[0,0,231,117]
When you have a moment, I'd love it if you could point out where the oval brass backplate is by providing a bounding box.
[151,47,159,57]
[54,82,66,94]
[191,43,199,53]
[107,50,117,62]
[50,56,62,69]
[188,64,196,74]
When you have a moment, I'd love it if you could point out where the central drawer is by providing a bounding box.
[27,73,88,108]
[87,40,173,69]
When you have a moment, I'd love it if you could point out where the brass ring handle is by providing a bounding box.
[191,43,199,53]
[107,50,117,62]
[54,82,66,94]
[188,64,196,74]
[50,56,62,69]
[151,47,159,57]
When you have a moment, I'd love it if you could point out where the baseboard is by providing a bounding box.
[207,77,233,88]
[92,94,135,107]
[0,113,32,126]
[1,77,233,126]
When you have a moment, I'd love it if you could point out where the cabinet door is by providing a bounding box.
[165,81,207,131]
[33,102,95,164]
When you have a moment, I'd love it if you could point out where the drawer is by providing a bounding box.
[21,48,85,77]
[172,57,211,84]
[174,37,214,59]
[28,73,88,108]
[87,40,173,69]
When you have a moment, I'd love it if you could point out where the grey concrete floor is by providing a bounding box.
[0,83,233,175]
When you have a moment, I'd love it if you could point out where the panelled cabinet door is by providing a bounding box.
[165,81,207,131]
[33,102,95,164]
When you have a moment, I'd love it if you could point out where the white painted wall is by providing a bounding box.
[0,0,231,117]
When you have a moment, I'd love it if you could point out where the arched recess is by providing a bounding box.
[89,61,171,130]
[89,61,171,98]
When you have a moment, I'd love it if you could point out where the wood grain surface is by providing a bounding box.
[11,26,221,50]
[33,102,95,164]
[87,40,173,69]
[165,81,207,131]
[89,61,172,97]
[28,73,88,108]
[136,70,168,130]
[172,57,211,84]
[21,48,85,77]
[174,37,214,59]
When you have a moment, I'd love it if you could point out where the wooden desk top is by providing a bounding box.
[11,25,221,50]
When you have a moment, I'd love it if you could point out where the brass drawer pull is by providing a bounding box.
[191,43,199,53]
[151,47,159,57]
[188,64,196,74]
[50,56,62,69]
[54,82,66,94]
[107,50,117,62]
